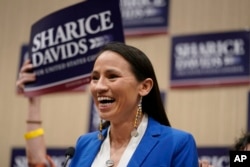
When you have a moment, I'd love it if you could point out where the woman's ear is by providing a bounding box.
[139,78,153,96]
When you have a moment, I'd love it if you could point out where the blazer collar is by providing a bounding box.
[127,117,162,166]
[80,130,108,166]
[82,117,162,166]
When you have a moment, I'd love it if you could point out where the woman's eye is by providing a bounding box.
[91,75,99,80]
[109,74,118,79]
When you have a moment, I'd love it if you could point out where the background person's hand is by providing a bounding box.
[199,160,214,167]
[16,59,36,94]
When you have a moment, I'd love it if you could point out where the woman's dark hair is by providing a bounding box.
[234,132,250,150]
[97,42,171,126]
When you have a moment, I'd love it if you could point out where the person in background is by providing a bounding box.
[234,132,250,151]
[198,132,250,167]
[17,42,199,167]
[199,160,214,167]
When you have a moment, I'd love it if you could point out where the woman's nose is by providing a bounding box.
[95,78,108,91]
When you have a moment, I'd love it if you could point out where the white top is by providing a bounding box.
[91,114,148,167]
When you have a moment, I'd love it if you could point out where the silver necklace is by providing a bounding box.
[106,159,114,167]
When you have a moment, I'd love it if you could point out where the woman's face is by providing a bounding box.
[90,50,142,123]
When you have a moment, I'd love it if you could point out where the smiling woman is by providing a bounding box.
[16,42,199,167]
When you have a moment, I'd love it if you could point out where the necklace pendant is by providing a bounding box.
[106,159,114,167]
[131,128,139,137]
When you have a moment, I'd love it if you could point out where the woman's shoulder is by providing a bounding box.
[148,117,195,141]
[77,131,99,142]
[76,128,109,145]
[163,126,195,141]
[73,130,103,151]
[154,122,197,150]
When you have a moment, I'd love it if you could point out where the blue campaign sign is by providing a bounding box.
[170,30,250,88]
[198,147,230,167]
[24,0,124,96]
[88,97,99,132]
[248,91,250,131]
[11,147,68,167]
[17,45,29,72]
[120,0,169,36]
[16,44,29,95]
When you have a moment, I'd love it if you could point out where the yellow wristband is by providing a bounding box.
[24,128,44,140]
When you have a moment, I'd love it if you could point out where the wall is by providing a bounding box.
[0,0,249,166]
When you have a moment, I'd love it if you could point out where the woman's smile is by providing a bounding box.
[97,96,115,111]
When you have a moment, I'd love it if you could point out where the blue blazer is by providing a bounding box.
[70,117,199,167]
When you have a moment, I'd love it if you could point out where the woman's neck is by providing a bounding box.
[109,122,132,146]
[109,113,144,145]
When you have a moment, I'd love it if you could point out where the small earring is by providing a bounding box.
[131,97,142,137]
[98,119,104,140]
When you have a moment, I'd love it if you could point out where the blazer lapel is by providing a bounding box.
[80,129,108,166]
[127,117,161,166]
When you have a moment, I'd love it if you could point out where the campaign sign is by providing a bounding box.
[198,147,230,167]
[17,45,29,72]
[248,91,250,131]
[24,0,124,96]
[170,30,250,88]
[17,45,87,94]
[120,0,169,36]
[11,147,68,167]
[88,97,99,132]
[230,151,250,167]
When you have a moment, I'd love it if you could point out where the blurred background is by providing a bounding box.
[1,0,250,166]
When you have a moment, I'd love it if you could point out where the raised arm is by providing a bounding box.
[16,59,54,166]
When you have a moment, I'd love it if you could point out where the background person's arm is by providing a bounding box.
[17,59,54,166]
[25,97,48,165]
